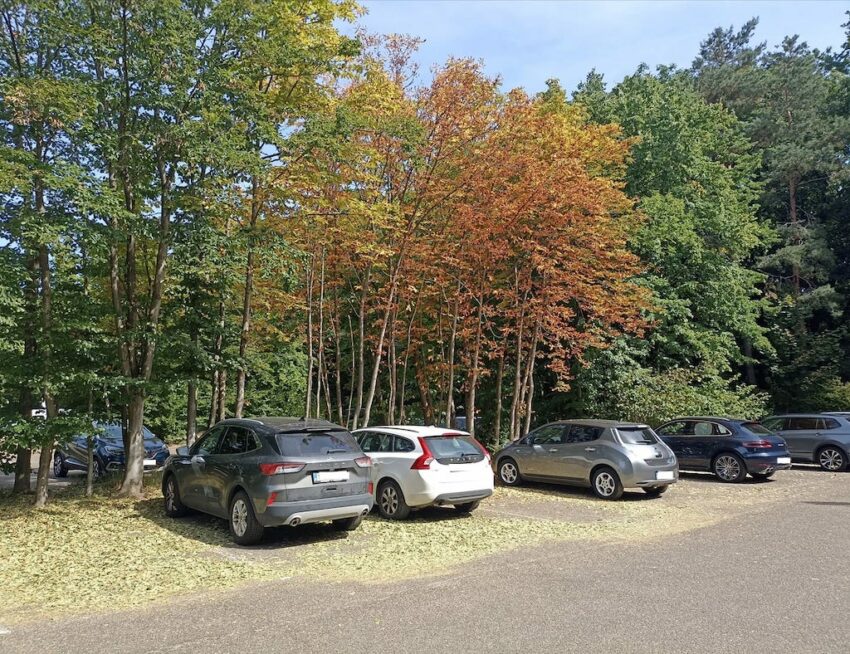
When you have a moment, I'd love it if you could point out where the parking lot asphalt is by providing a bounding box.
[3,466,850,653]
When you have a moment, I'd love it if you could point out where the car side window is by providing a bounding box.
[191,426,225,456]
[219,426,256,455]
[787,417,819,430]
[359,431,393,453]
[657,421,689,436]
[761,417,784,432]
[567,425,602,443]
[692,421,714,436]
[394,436,415,452]
[712,423,732,436]
[529,425,566,445]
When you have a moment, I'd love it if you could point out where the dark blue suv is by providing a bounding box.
[655,417,791,482]
[53,422,170,478]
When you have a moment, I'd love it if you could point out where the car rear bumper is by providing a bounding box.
[429,489,493,506]
[744,455,792,474]
[259,493,374,527]
[622,462,679,488]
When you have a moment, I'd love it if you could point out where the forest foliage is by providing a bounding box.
[1,2,849,502]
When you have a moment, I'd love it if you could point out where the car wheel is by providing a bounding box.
[163,475,189,518]
[497,458,522,486]
[643,485,668,498]
[377,480,411,520]
[92,457,105,479]
[53,452,68,478]
[453,500,480,514]
[332,515,363,532]
[591,467,624,500]
[229,491,264,545]
[817,446,847,472]
[713,453,747,483]
[750,471,775,481]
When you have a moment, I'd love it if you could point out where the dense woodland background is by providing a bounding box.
[1,1,849,503]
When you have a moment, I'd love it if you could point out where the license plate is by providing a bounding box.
[655,470,675,481]
[143,458,157,467]
[312,470,349,484]
[777,457,791,464]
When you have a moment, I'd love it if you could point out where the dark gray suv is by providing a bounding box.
[162,417,374,545]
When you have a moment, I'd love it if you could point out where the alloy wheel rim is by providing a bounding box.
[232,499,248,536]
[53,455,62,476]
[165,480,176,512]
[595,471,616,496]
[820,449,843,471]
[716,456,740,481]
[380,486,399,515]
[501,462,517,484]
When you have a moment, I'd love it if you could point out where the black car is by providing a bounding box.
[162,417,374,545]
[655,417,791,482]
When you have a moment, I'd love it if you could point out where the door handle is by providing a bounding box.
[548,448,558,453]
[584,447,596,452]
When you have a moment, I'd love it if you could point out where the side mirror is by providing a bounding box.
[176,446,190,457]
[525,436,536,446]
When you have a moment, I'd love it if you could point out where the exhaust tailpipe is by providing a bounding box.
[289,517,301,527]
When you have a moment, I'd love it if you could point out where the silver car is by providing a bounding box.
[493,420,678,500]
[762,413,850,471]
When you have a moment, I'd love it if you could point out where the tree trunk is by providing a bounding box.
[351,265,371,430]
[85,391,94,498]
[332,307,345,425]
[445,286,461,428]
[235,179,261,418]
[34,238,56,508]
[305,259,314,418]
[465,292,484,438]
[119,390,146,498]
[508,298,527,440]
[493,353,505,446]
[415,352,435,426]
[13,448,31,494]
[216,370,227,423]
[186,378,197,447]
[789,176,801,296]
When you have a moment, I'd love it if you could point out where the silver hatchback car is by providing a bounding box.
[494,420,678,499]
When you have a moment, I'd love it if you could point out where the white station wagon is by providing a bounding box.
[353,426,494,519]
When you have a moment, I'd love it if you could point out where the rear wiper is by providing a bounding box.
[325,448,348,454]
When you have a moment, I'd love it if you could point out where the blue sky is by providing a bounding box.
[347,1,848,93]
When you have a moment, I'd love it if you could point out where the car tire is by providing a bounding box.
[750,471,775,481]
[643,485,668,498]
[229,491,264,546]
[53,452,68,478]
[816,446,847,472]
[332,515,363,532]
[591,467,624,500]
[92,457,105,479]
[377,480,411,520]
[497,458,522,486]
[163,474,189,518]
[712,453,747,483]
[453,500,481,514]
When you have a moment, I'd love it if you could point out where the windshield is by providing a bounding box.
[276,431,359,457]
[742,422,771,435]
[617,427,659,445]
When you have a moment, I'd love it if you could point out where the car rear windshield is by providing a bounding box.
[617,427,659,445]
[425,435,482,459]
[742,422,771,435]
[275,430,359,457]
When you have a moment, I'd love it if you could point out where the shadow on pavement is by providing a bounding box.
[499,479,660,502]
[677,471,775,485]
[803,501,850,507]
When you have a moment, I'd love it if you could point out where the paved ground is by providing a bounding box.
[3,467,850,653]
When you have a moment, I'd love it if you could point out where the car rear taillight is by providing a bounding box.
[473,438,491,462]
[259,462,305,475]
[354,455,372,468]
[411,437,435,470]
[743,440,773,449]
[367,481,374,495]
